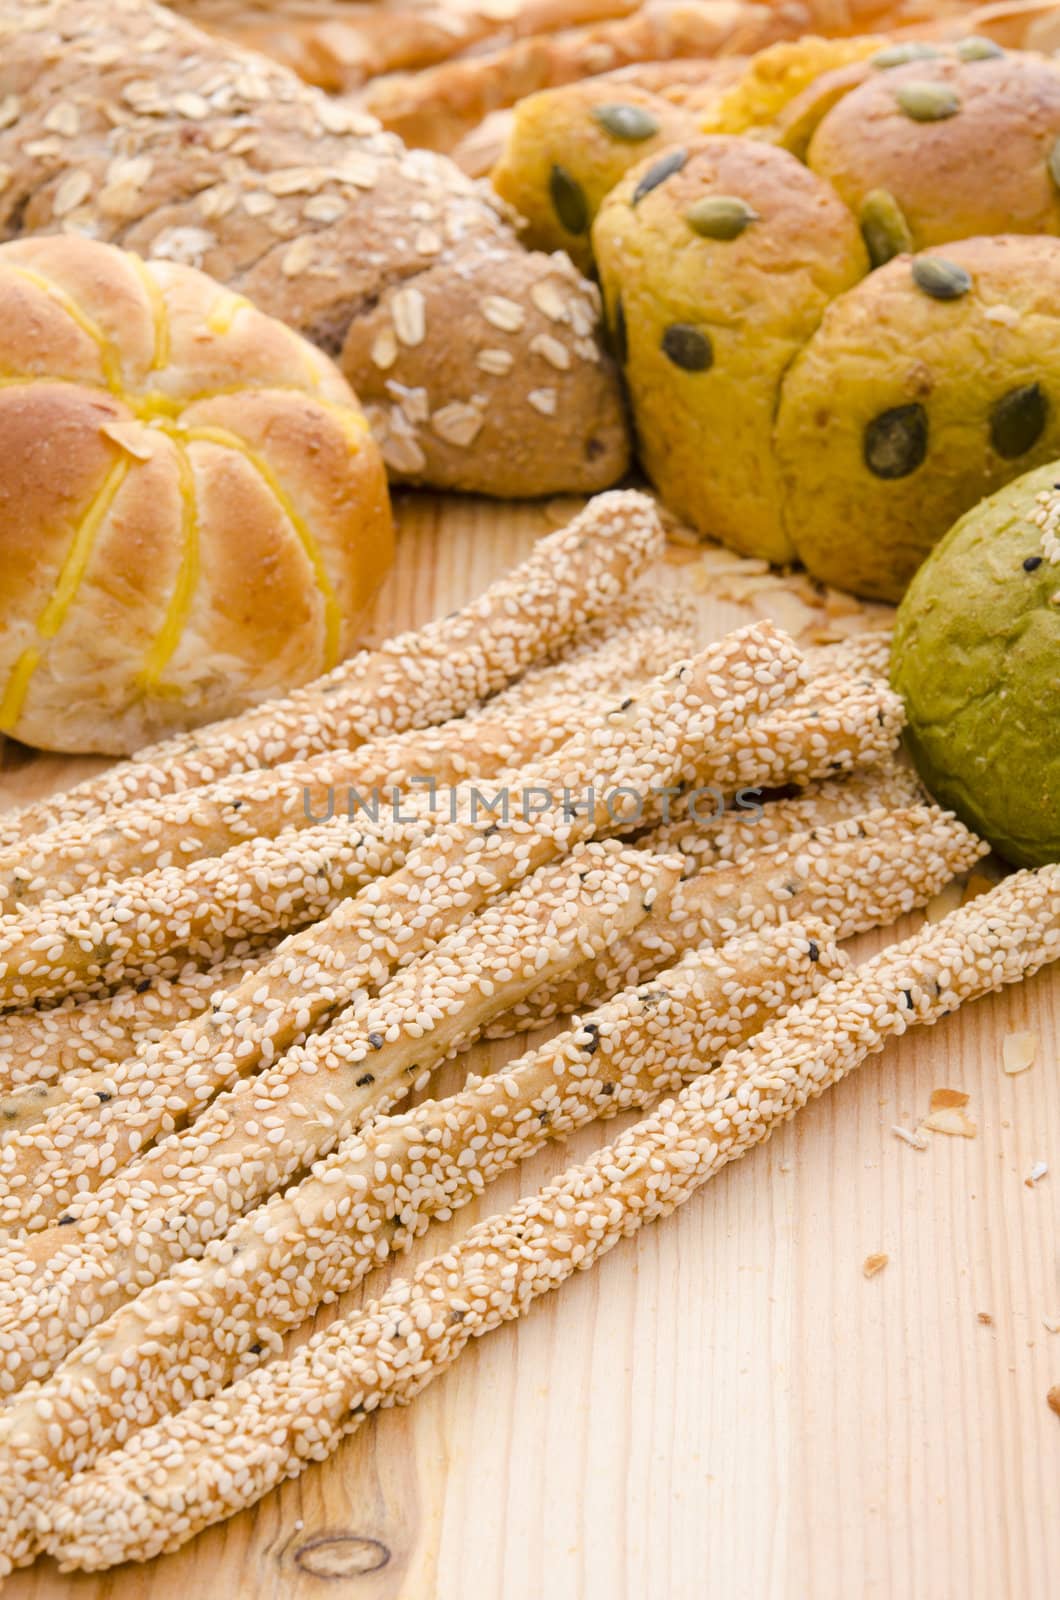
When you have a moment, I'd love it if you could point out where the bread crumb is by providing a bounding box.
[1002,1031,1037,1075]
[920,1089,976,1139]
[1025,1161,1048,1187]
[892,1123,928,1150]
[1048,1385,1060,1420]
[977,1312,993,1325]
[863,1252,889,1278]
[1042,1315,1060,1335]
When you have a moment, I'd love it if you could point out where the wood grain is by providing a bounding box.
[2,492,1057,1600]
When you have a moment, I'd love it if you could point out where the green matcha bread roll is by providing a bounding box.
[891,460,1060,867]
[592,135,868,562]
[492,81,695,273]
[776,235,1060,600]
[807,48,1060,265]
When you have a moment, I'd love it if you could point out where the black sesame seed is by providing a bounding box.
[249,1343,263,1356]
[600,1082,616,1096]
[582,1022,600,1056]
[368,1032,384,1050]
[808,941,820,962]
[57,1214,74,1225]
[356,1072,375,1087]
[1024,554,1044,571]
[96,1091,112,1103]
[632,147,687,204]
[619,696,634,709]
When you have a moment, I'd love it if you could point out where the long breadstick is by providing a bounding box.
[494,805,988,1031]
[639,762,924,876]
[0,843,680,1390]
[0,924,840,1520]
[0,946,277,1115]
[0,491,663,850]
[31,866,1060,1576]
[0,621,800,1226]
[0,622,793,1010]
[0,602,699,912]
[694,670,904,796]
[0,763,914,1108]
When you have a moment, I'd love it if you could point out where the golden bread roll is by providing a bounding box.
[807,47,1060,259]
[592,136,868,562]
[776,234,1060,599]
[0,236,392,756]
[491,81,696,272]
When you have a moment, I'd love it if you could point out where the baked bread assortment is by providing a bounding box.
[0,0,630,498]
[497,38,1060,595]
[0,234,392,755]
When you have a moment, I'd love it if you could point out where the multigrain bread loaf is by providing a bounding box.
[0,0,629,498]
[0,235,392,755]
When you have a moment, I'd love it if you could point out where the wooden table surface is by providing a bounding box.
[2,493,1058,1600]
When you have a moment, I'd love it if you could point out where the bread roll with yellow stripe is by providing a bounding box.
[0,236,392,755]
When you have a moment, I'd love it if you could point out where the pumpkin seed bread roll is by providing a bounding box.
[807,48,1060,263]
[592,136,868,561]
[491,81,695,273]
[0,0,629,499]
[776,235,1060,600]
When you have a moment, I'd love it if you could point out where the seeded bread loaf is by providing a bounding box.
[0,0,629,498]
[775,234,1060,598]
[0,234,393,755]
[806,46,1060,254]
[593,136,868,562]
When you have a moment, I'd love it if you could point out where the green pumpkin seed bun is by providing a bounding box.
[891,460,1060,867]
[807,50,1060,264]
[591,136,867,562]
[491,82,695,274]
[776,235,1060,601]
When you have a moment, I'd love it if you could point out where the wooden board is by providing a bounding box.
[2,492,1058,1600]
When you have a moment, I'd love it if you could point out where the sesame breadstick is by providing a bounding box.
[0,490,663,851]
[803,630,893,681]
[0,622,801,1227]
[0,843,681,1390]
[0,622,790,1012]
[640,762,924,877]
[0,604,697,1101]
[0,758,901,1111]
[0,946,276,1114]
[0,611,697,913]
[0,924,839,1523]
[695,671,904,796]
[491,804,988,1033]
[487,589,697,707]
[0,804,435,1009]
[34,868,1060,1576]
